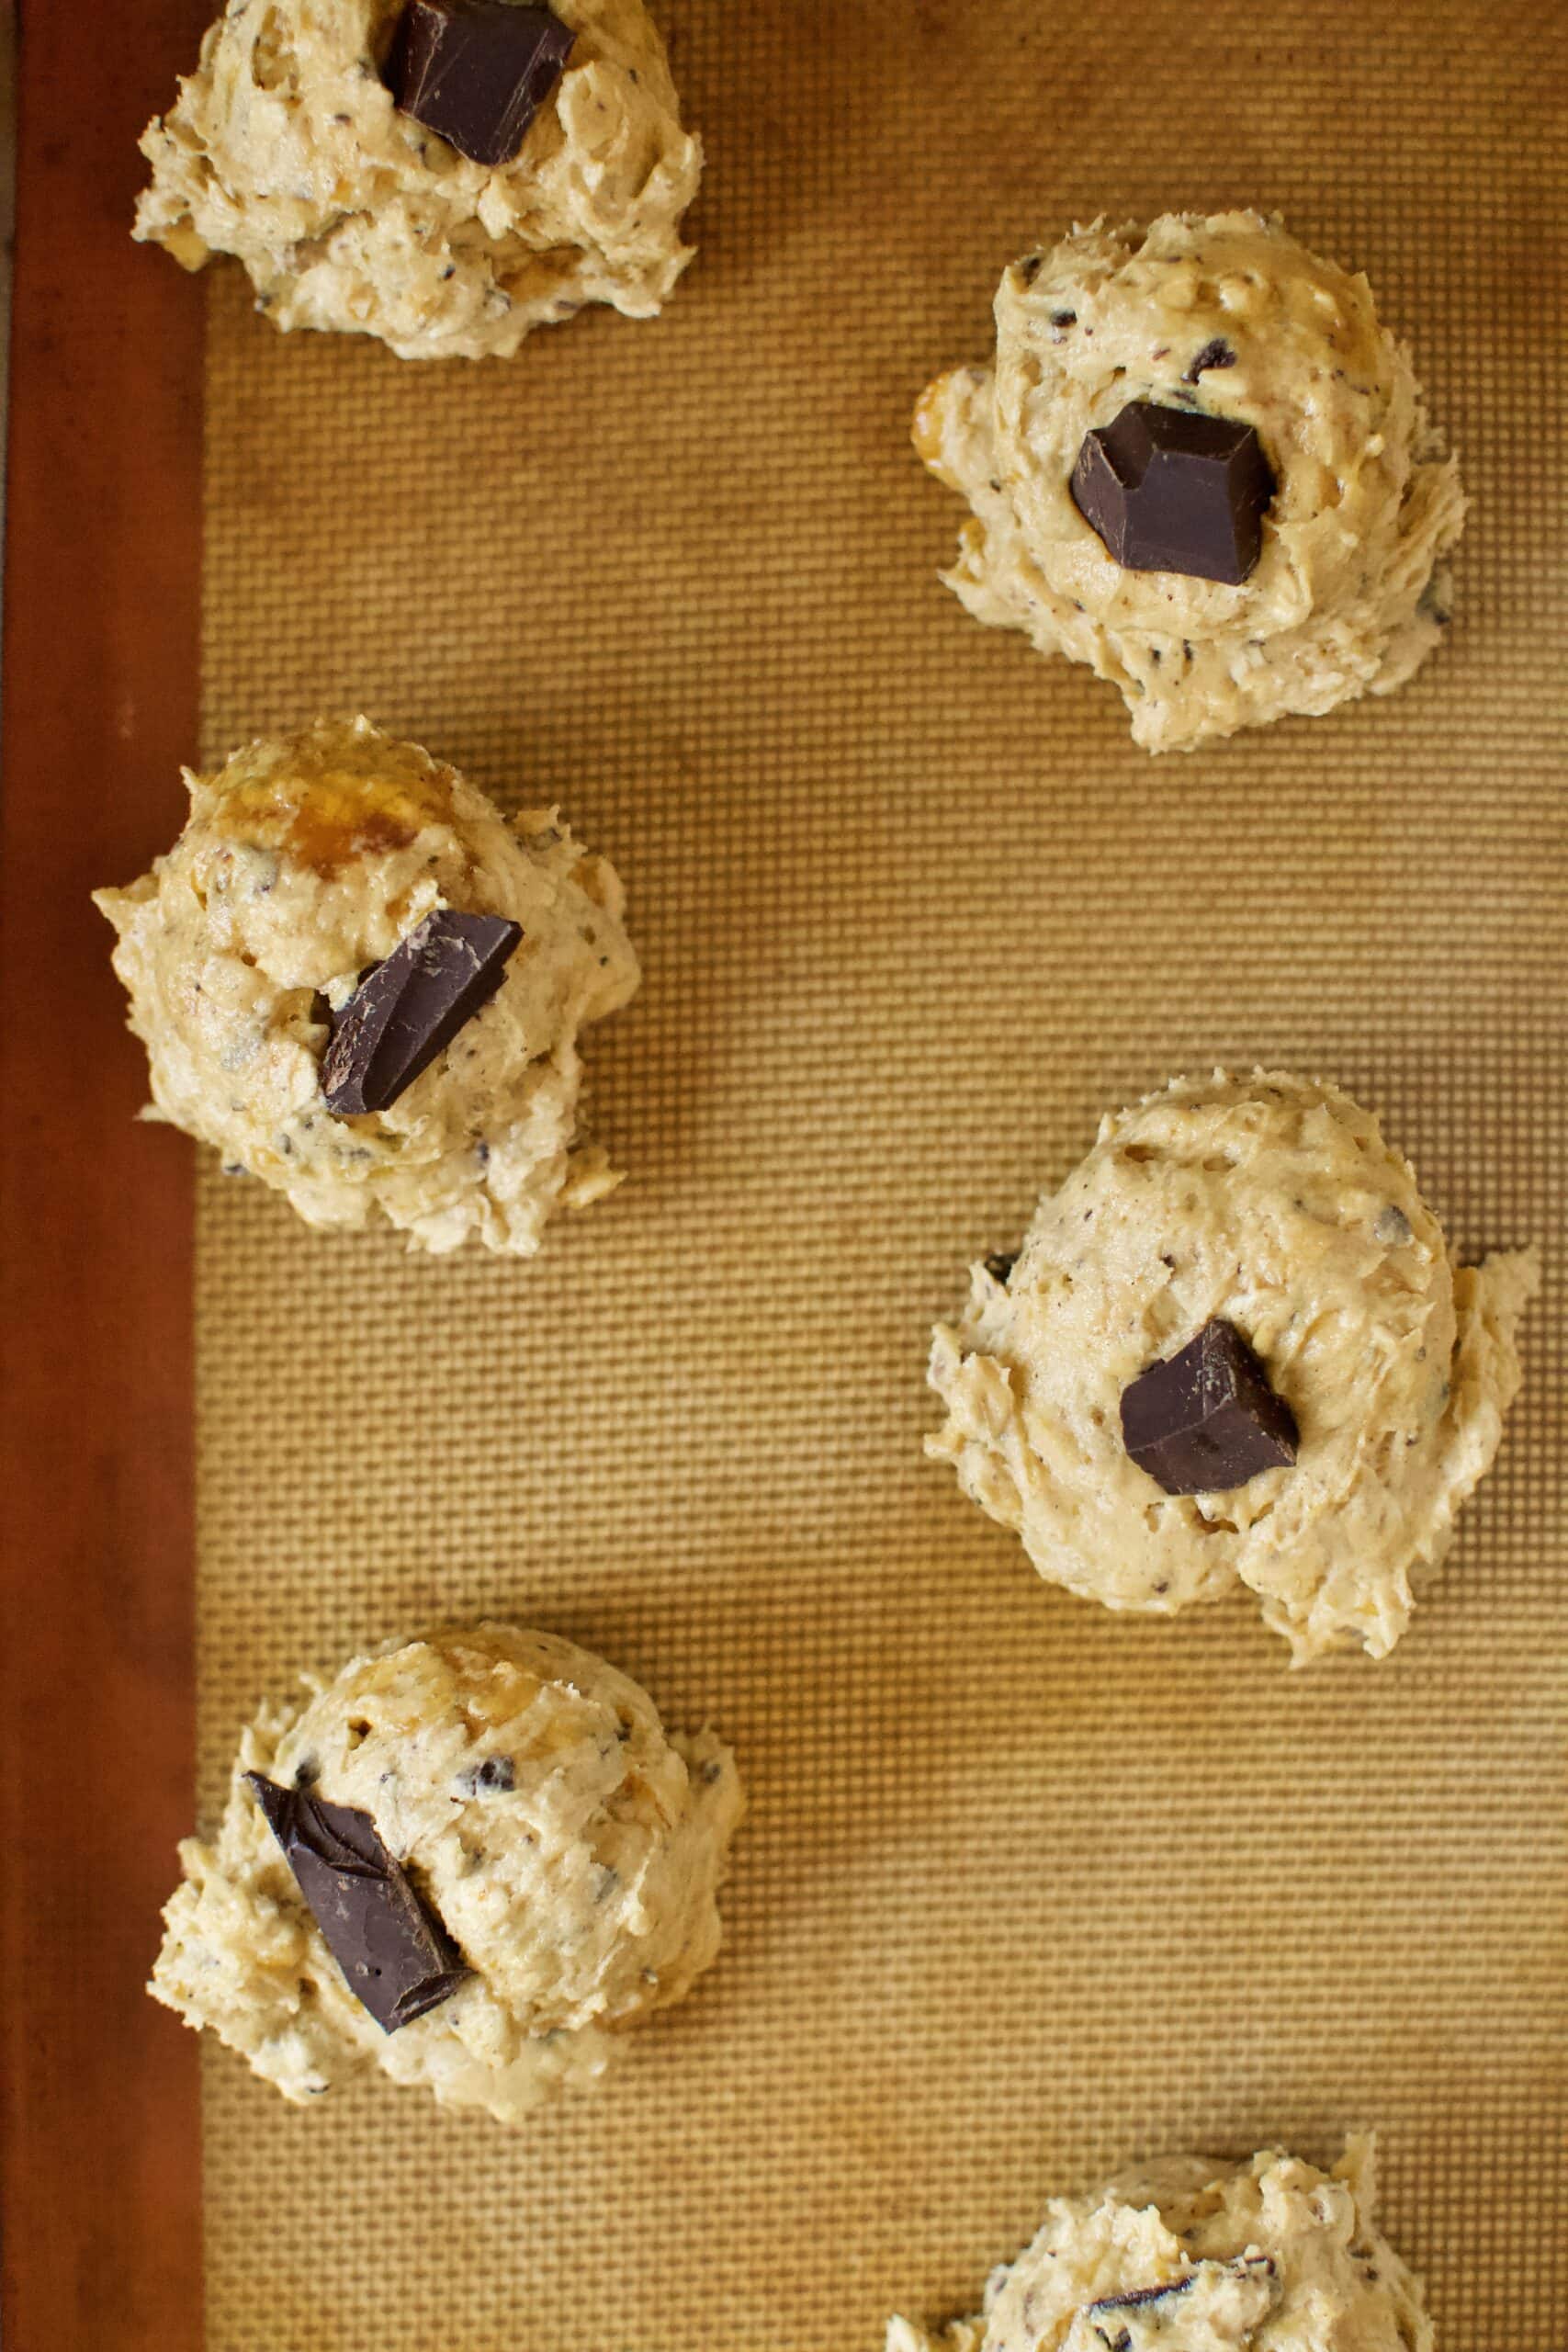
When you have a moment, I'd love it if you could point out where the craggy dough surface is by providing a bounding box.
[95,716,639,1255]
[151,1623,744,2123]
[929,1071,1537,1664]
[135,0,700,359]
[887,2140,1431,2352]
[914,213,1466,752]
[186,2,1567,2337]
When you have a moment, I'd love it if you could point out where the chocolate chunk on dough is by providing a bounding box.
[1070,401,1276,584]
[1120,1317,1299,1494]
[386,0,575,167]
[247,1776,468,2032]
[321,909,523,1115]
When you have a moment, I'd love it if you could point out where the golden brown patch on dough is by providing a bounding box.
[219,761,456,876]
[910,376,949,467]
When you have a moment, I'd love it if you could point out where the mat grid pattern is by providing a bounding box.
[195,3,1563,2342]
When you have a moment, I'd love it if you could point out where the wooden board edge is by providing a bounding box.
[0,2,209,2344]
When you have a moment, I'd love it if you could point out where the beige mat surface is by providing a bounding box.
[193,2,1565,2343]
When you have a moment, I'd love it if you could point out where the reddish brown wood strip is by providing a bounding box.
[1,2,209,2343]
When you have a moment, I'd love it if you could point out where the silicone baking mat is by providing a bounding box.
[193,2,1565,2343]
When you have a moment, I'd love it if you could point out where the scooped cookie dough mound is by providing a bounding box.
[887,2139,1432,2352]
[913,212,1466,751]
[928,1071,1537,1662]
[135,0,701,359]
[151,1623,745,2123]
[95,716,639,1255]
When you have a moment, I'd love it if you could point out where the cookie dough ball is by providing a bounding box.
[913,212,1465,752]
[928,1071,1537,1663]
[151,1623,745,2123]
[134,0,700,359]
[888,2139,1431,2352]
[96,717,639,1255]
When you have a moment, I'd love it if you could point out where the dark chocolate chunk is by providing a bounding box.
[385,0,575,168]
[457,1755,515,1796]
[1182,336,1236,382]
[1120,1317,1298,1496]
[247,1775,468,2033]
[1070,401,1276,585]
[321,909,523,1116]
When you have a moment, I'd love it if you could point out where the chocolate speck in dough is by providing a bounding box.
[1183,335,1236,380]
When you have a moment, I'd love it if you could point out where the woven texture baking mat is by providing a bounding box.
[193,1,1565,2343]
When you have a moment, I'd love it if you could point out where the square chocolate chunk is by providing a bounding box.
[1070,401,1276,585]
[1120,1317,1298,1496]
[386,0,576,169]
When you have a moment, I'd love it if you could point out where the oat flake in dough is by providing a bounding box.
[887,2139,1432,2352]
[151,1623,744,2123]
[928,1070,1537,1663]
[135,0,700,359]
[913,212,1466,752]
[95,716,639,1255]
